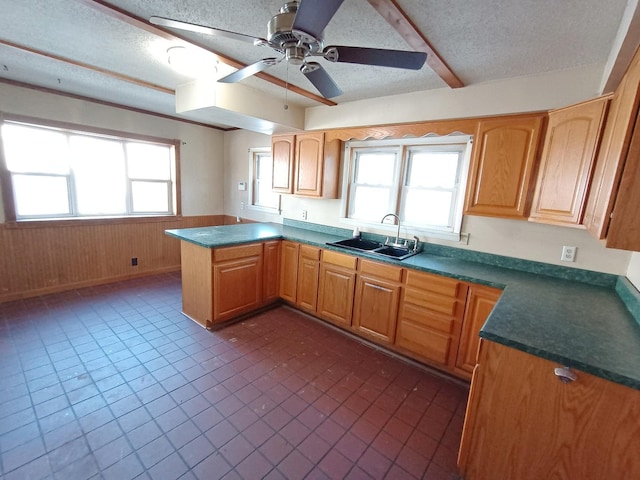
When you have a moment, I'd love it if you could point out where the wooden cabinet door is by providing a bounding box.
[294,132,324,197]
[584,50,640,241]
[263,241,280,304]
[353,275,400,344]
[465,114,545,219]
[317,263,356,327]
[529,97,609,226]
[296,245,320,312]
[353,259,402,344]
[213,251,263,322]
[279,240,299,303]
[454,284,502,378]
[272,134,295,193]
[459,341,640,480]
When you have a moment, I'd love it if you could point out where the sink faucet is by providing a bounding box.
[381,213,403,247]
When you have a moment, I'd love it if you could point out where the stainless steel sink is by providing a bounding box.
[327,238,419,261]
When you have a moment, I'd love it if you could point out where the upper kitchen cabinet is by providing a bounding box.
[271,132,341,198]
[272,134,295,193]
[529,96,610,226]
[583,47,640,251]
[465,113,545,219]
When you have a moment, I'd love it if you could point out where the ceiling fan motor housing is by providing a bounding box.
[267,1,323,54]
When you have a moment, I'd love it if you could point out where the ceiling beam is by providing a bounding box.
[0,39,174,95]
[366,0,464,89]
[76,0,337,106]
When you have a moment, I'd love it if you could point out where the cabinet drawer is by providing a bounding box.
[359,259,402,282]
[404,270,461,297]
[403,287,461,317]
[213,243,262,262]
[300,244,321,260]
[399,302,454,334]
[396,320,451,364]
[322,249,357,269]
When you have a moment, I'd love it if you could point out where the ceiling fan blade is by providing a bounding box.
[150,16,267,45]
[292,0,344,41]
[325,46,427,70]
[300,62,343,99]
[218,58,280,83]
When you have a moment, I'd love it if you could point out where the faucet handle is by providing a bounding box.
[412,236,420,252]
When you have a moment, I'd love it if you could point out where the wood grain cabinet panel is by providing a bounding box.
[213,254,262,321]
[459,341,640,480]
[353,260,402,344]
[465,114,545,219]
[317,250,357,327]
[279,240,299,303]
[529,97,609,226]
[263,241,281,303]
[296,245,321,313]
[271,132,340,198]
[271,134,295,193]
[454,284,502,379]
[396,270,468,369]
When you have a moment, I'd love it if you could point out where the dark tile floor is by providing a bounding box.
[0,273,468,480]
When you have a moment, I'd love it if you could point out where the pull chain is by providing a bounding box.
[284,61,289,110]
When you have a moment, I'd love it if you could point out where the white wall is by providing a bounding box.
[305,64,605,130]
[627,253,640,290]
[0,83,225,221]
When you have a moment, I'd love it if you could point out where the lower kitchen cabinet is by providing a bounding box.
[458,340,640,480]
[212,244,263,322]
[279,240,299,303]
[454,284,503,379]
[296,244,321,313]
[396,270,468,369]
[317,250,357,327]
[353,259,402,344]
[263,241,281,303]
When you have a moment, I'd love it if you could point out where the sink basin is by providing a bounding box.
[372,245,419,260]
[327,238,419,261]
[327,237,382,251]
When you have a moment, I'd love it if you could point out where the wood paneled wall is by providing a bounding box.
[0,215,244,303]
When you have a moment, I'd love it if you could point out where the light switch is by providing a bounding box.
[237,182,247,191]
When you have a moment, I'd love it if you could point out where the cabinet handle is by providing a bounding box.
[554,366,577,383]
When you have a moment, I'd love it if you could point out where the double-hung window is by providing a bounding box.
[0,116,178,221]
[344,136,472,240]
[249,147,280,213]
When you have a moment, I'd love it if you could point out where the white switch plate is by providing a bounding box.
[301,210,308,220]
[561,245,577,262]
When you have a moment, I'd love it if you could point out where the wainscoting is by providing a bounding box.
[0,215,246,302]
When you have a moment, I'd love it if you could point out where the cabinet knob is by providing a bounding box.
[554,366,577,383]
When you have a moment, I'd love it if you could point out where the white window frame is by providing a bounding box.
[1,116,178,221]
[248,147,281,214]
[341,135,472,241]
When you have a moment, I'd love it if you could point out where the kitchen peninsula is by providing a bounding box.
[167,220,640,478]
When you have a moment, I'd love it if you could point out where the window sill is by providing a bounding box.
[3,215,182,229]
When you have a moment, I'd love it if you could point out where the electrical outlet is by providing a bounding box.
[240,201,245,210]
[302,210,308,220]
[131,257,138,266]
[561,246,577,262]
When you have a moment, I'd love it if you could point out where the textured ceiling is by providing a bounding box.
[0,0,632,130]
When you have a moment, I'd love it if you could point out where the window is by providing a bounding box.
[0,117,178,221]
[249,148,280,213]
[344,136,472,240]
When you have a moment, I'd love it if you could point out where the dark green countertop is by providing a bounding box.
[165,222,640,391]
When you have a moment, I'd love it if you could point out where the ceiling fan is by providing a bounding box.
[150,0,427,99]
